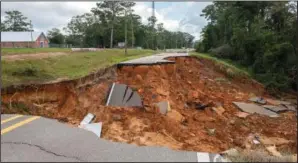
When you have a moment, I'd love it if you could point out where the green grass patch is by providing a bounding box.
[2,49,157,87]
[190,52,252,78]
[1,48,71,56]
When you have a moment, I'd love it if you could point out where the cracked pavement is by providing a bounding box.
[1,114,199,162]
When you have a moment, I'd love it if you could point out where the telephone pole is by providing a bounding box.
[152,1,156,50]
[130,7,134,48]
[30,20,33,48]
[125,8,128,55]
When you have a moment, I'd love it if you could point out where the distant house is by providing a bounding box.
[1,32,49,48]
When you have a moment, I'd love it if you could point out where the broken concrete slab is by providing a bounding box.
[155,101,171,115]
[81,122,102,138]
[249,97,266,104]
[197,152,230,162]
[266,98,291,105]
[263,105,288,113]
[282,104,297,112]
[233,102,279,117]
[106,83,143,107]
[79,113,95,126]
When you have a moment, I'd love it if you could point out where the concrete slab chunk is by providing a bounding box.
[233,102,279,117]
[249,97,266,104]
[263,105,288,113]
[80,113,95,126]
[106,83,143,107]
[155,101,171,115]
[81,122,102,138]
[197,152,229,162]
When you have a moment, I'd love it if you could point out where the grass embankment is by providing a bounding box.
[2,49,157,87]
[1,48,72,56]
[190,52,252,79]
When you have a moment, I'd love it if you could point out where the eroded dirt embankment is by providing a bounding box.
[1,57,297,154]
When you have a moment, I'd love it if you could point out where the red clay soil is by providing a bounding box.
[1,57,297,154]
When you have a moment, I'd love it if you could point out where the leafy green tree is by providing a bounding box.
[47,28,65,44]
[2,10,31,31]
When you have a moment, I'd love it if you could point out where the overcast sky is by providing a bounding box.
[1,2,211,40]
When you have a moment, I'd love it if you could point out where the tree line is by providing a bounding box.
[195,2,297,92]
[1,1,195,50]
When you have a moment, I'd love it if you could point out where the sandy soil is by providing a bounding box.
[1,57,297,154]
[2,52,70,61]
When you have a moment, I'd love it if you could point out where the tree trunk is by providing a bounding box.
[110,24,114,49]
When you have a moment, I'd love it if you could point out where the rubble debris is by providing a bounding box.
[249,97,266,104]
[221,148,239,157]
[155,101,171,115]
[212,106,225,115]
[235,112,250,118]
[253,139,260,144]
[112,114,122,121]
[207,128,216,136]
[167,110,184,122]
[186,101,212,110]
[233,102,279,117]
[282,104,297,112]
[266,146,282,157]
[79,113,95,127]
[106,83,143,107]
[81,122,102,138]
[263,105,288,113]
[266,98,291,105]
[258,136,291,146]
[197,152,229,162]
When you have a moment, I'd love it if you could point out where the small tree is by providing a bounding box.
[47,28,65,44]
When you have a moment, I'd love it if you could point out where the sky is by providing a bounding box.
[1,2,211,40]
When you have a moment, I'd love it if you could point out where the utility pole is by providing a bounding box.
[130,7,134,48]
[125,8,128,55]
[30,20,33,48]
[152,1,156,50]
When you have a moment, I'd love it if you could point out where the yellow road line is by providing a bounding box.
[1,115,23,124]
[1,116,40,135]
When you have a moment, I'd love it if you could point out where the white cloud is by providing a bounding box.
[1,2,210,40]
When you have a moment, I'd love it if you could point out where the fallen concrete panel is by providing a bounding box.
[197,152,229,162]
[155,101,171,115]
[80,113,95,126]
[106,83,143,107]
[81,122,102,138]
[233,102,279,117]
[249,97,266,104]
[263,105,288,113]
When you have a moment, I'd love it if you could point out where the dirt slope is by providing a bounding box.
[1,56,297,154]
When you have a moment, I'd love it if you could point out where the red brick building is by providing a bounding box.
[1,32,49,48]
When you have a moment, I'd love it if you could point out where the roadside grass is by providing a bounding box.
[1,48,71,56]
[2,49,157,87]
[190,52,252,79]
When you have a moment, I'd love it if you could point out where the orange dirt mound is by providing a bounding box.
[1,57,297,153]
